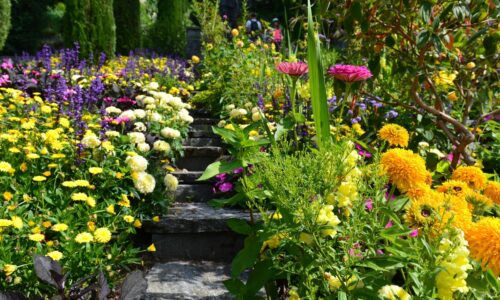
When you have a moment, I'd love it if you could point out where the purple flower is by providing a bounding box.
[233,168,244,174]
[376,249,384,255]
[355,144,372,158]
[219,182,234,193]
[409,229,419,237]
[215,173,228,181]
[1,60,13,70]
[365,199,373,211]
[327,64,372,82]
[385,110,399,119]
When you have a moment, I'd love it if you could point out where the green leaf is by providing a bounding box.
[385,35,395,48]
[350,1,362,22]
[244,260,274,295]
[417,31,431,48]
[227,218,252,235]
[231,235,262,277]
[485,269,500,291]
[419,2,432,23]
[337,291,348,300]
[224,278,245,294]
[358,256,404,271]
[209,193,246,208]
[197,160,244,181]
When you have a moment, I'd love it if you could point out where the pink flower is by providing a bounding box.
[365,199,373,211]
[409,229,419,237]
[276,62,308,77]
[327,64,372,82]
[0,75,11,86]
[385,220,393,228]
[1,60,13,70]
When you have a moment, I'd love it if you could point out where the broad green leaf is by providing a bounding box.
[227,218,252,235]
[224,278,245,294]
[244,260,274,295]
[231,235,262,277]
[197,160,244,181]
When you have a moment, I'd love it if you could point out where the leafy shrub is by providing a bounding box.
[114,0,141,54]
[0,0,11,51]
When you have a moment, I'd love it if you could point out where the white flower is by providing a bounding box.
[217,120,226,128]
[81,135,101,149]
[105,106,122,114]
[134,109,146,119]
[178,109,194,123]
[153,140,171,152]
[251,107,260,113]
[128,132,146,144]
[429,148,445,158]
[105,131,120,138]
[125,155,148,172]
[149,112,162,122]
[133,172,156,194]
[134,122,147,132]
[142,96,156,105]
[418,141,430,149]
[164,174,179,192]
[252,112,261,122]
[161,127,181,139]
[146,82,159,90]
[119,110,136,121]
[225,104,235,111]
[137,143,151,152]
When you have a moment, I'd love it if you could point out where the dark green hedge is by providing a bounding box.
[114,0,141,54]
[63,0,115,58]
[154,0,187,55]
[0,0,11,51]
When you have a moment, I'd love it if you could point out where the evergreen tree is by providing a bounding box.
[0,0,11,51]
[154,0,187,56]
[63,0,115,58]
[114,0,141,54]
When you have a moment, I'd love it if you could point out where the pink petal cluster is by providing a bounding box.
[276,62,308,77]
[327,64,372,82]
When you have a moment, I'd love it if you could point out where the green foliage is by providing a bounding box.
[0,0,11,51]
[192,0,226,45]
[113,0,141,54]
[154,0,187,55]
[63,0,115,58]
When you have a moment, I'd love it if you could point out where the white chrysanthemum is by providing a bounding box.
[134,122,147,132]
[128,132,146,144]
[137,143,151,152]
[178,108,194,123]
[134,109,146,119]
[225,104,235,111]
[230,108,247,119]
[142,96,156,105]
[133,172,156,194]
[153,140,171,152]
[161,127,181,139]
[105,130,120,138]
[146,81,159,90]
[252,112,261,122]
[81,135,101,149]
[119,110,136,121]
[164,174,179,192]
[105,106,122,114]
[145,104,157,111]
[125,155,148,172]
[149,112,162,122]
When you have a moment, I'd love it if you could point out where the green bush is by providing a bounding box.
[0,0,11,51]
[154,0,187,55]
[63,0,115,58]
[114,0,141,54]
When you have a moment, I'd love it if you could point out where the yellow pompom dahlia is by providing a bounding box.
[465,217,500,276]
[451,166,487,190]
[484,181,500,205]
[380,149,431,192]
[378,124,409,147]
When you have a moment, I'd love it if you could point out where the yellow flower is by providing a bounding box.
[289,289,300,300]
[436,180,471,197]
[89,167,103,174]
[147,243,156,252]
[71,192,88,201]
[123,215,134,223]
[118,194,131,207]
[3,191,13,201]
[380,149,431,192]
[133,172,156,194]
[33,176,47,182]
[352,123,365,136]
[62,181,77,188]
[0,161,13,172]
[29,233,45,242]
[106,204,116,214]
[26,153,40,159]
[51,153,66,159]
[231,28,239,37]
[465,217,500,276]
[133,219,142,228]
[433,71,457,87]
[94,227,112,243]
[75,179,90,187]
[451,166,487,190]
[191,55,200,64]
[46,251,63,261]
[75,232,94,243]
[447,91,458,102]
[378,124,409,147]
[43,171,51,177]
[152,216,160,222]
[484,181,500,205]
[316,205,341,237]
[20,162,28,172]
[86,196,96,207]
[11,216,23,229]
[0,219,13,227]
[51,223,68,232]
[378,285,411,300]
[3,264,17,276]
[87,221,96,231]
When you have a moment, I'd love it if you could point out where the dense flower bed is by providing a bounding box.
[0,47,193,294]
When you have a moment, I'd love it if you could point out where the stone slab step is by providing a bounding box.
[144,261,234,300]
[182,146,224,157]
[188,130,218,138]
[183,137,222,147]
[175,184,214,202]
[143,202,250,234]
[190,109,212,118]
[189,123,214,134]
[192,118,219,125]
[175,146,224,171]
[171,171,214,183]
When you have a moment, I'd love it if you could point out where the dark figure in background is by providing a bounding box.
[220,0,240,29]
[245,13,262,41]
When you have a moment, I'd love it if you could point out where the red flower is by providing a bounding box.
[327,64,372,82]
[276,62,308,77]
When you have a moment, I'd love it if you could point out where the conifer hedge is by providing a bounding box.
[155,0,187,55]
[114,0,141,54]
[0,0,11,51]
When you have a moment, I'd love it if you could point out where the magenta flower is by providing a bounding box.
[327,64,372,82]
[365,199,373,211]
[385,220,393,229]
[219,182,234,193]
[276,62,308,77]
[409,229,419,238]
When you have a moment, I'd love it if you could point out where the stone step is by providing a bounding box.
[144,261,234,300]
[190,109,212,119]
[175,184,214,202]
[176,146,224,171]
[171,171,214,183]
[183,137,222,147]
[189,123,214,134]
[188,130,219,138]
[192,118,219,125]
[143,203,250,261]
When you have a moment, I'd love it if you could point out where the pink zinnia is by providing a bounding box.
[327,64,372,82]
[276,62,308,77]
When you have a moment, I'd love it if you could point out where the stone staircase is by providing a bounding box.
[142,111,250,299]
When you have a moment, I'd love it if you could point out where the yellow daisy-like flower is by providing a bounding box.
[484,181,500,205]
[74,180,90,187]
[465,217,500,276]
[433,70,457,87]
[46,251,63,261]
[71,192,88,201]
[463,190,494,209]
[3,264,17,276]
[133,219,142,228]
[106,204,116,214]
[451,166,487,190]
[33,176,47,182]
[378,124,409,147]
[118,194,131,207]
[26,153,40,159]
[147,243,156,252]
[436,180,471,197]
[3,191,13,201]
[0,161,14,173]
[405,183,432,200]
[0,219,13,227]
[51,223,68,232]
[29,233,45,242]
[123,215,134,223]
[380,149,431,192]
[94,227,112,243]
[11,216,23,229]
[75,232,94,243]
[62,181,77,188]
[88,167,103,175]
